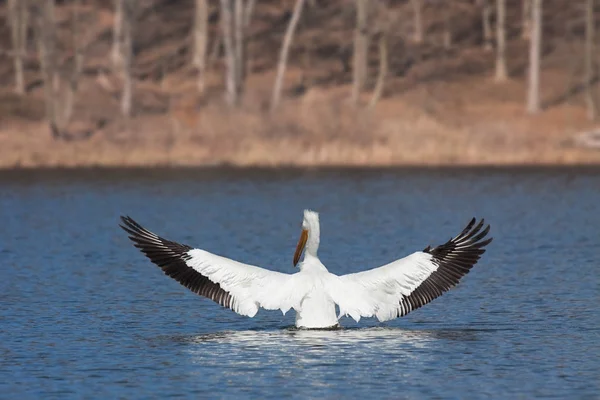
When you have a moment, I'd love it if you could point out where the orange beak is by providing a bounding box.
[293,229,308,267]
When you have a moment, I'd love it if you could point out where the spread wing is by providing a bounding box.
[119,216,303,318]
[327,218,492,322]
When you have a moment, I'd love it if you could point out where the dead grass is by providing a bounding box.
[2,71,600,169]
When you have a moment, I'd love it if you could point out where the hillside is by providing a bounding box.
[0,0,600,168]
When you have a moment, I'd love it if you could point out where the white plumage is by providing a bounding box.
[120,210,492,329]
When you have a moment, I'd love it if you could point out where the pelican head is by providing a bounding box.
[293,210,321,267]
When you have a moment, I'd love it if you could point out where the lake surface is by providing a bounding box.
[0,167,598,399]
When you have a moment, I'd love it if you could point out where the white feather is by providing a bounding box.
[327,252,439,322]
[186,249,306,317]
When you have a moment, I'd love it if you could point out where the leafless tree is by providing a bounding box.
[32,0,85,139]
[352,0,369,105]
[220,0,237,106]
[495,0,508,81]
[443,6,452,49]
[32,0,60,137]
[219,0,253,106]
[479,0,492,51]
[522,0,531,39]
[193,0,209,93]
[112,0,123,68]
[585,0,596,120]
[116,0,136,118]
[368,2,395,110]
[410,0,423,44]
[368,32,388,109]
[271,0,306,112]
[526,0,542,114]
[62,0,85,128]
[8,0,29,94]
[243,0,256,27]
[234,0,244,94]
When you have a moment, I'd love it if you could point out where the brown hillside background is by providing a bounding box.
[1,0,600,168]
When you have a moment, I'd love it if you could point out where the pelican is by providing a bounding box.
[120,210,492,329]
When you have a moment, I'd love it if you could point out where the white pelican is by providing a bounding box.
[120,210,492,329]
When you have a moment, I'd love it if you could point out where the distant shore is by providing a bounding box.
[1,88,600,170]
[2,0,600,170]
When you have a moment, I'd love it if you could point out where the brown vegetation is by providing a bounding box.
[0,0,600,169]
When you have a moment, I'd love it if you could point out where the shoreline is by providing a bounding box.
[1,163,599,173]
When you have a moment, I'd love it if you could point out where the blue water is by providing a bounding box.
[0,168,598,399]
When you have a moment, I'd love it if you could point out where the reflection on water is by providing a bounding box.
[178,326,481,348]
[0,168,598,399]
[179,328,441,394]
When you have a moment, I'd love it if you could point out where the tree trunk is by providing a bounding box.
[270,0,305,112]
[193,0,209,93]
[410,0,423,44]
[234,0,244,96]
[480,0,492,51]
[8,0,29,94]
[352,0,369,105]
[33,0,61,138]
[244,0,256,27]
[112,0,124,69]
[242,0,256,82]
[522,0,531,39]
[220,0,237,106]
[443,6,452,49]
[495,0,508,81]
[368,34,388,109]
[585,0,596,120]
[120,0,135,117]
[526,0,542,114]
[63,0,84,127]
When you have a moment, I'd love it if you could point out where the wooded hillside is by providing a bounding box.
[1,0,599,167]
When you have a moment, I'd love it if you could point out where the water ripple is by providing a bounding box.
[0,168,598,399]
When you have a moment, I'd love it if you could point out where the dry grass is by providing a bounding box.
[1,71,600,169]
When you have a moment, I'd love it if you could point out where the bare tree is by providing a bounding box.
[219,0,253,106]
[193,0,209,93]
[32,0,60,138]
[368,3,393,109]
[479,0,492,51]
[242,0,256,81]
[526,0,542,114]
[118,0,135,117]
[8,0,29,94]
[443,7,452,49]
[243,0,256,27]
[112,0,124,68]
[220,0,237,106]
[522,0,531,39]
[585,0,596,120]
[234,0,244,94]
[410,0,423,44]
[352,0,369,105]
[32,0,85,139]
[495,0,508,81]
[271,0,306,112]
[62,0,85,128]
[368,33,388,109]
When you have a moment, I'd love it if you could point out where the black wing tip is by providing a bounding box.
[119,215,148,238]
[119,215,138,229]
[119,215,133,229]
[424,217,493,254]
[404,217,492,318]
[462,217,492,245]
[118,215,233,310]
